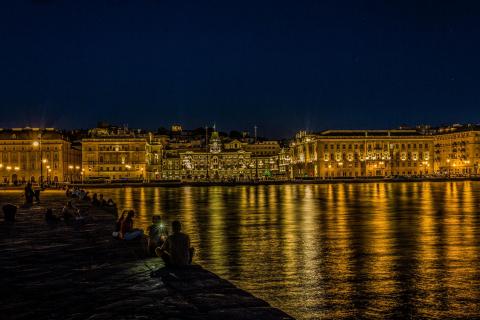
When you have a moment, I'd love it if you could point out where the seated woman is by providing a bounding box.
[120,210,144,240]
[112,210,126,238]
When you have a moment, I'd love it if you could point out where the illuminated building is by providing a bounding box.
[145,133,164,182]
[291,130,435,178]
[161,131,281,180]
[433,124,480,176]
[0,128,81,184]
[82,125,147,181]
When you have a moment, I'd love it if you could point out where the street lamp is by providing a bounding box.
[68,165,74,183]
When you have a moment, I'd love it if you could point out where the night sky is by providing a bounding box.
[1,1,480,138]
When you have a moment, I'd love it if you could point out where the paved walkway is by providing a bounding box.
[0,192,293,320]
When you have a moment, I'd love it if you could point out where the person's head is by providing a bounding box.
[46,208,53,216]
[172,220,182,233]
[67,201,72,207]
[92,193,97,199]
[152,215,161,224]
[127,210,135,219]
[99,194,104,199]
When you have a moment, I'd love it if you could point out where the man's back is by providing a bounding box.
[165,232,190,266]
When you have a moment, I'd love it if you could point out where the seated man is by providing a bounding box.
[156,220,194,267]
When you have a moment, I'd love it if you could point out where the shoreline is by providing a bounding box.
[0,191,293,320]
[2,176,479,190]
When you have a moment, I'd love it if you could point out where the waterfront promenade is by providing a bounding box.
[0,191,293,320]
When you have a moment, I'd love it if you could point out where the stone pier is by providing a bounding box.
[0,191,293,320]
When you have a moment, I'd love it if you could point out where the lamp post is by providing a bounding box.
[75,166,80,183]
[32,133,46,185]
[68,165,74,183]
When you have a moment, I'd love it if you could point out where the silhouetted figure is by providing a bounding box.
[2,204,17,222]
[156,220,194,267]
[34,188,41,203]
[24,183,34,204]
[120,210,144,240]
[92,193,100,206]
[45,208,60,224]
[99,194,106,206]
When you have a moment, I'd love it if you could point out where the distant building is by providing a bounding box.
[161,130,282,180]
[433,124,480,175]
[291,129,435,178]
[0,127,81,184]
[81,125,147,182]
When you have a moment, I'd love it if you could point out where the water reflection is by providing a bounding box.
[92,182,480,319]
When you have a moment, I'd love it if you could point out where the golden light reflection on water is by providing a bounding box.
[89,182,480,320]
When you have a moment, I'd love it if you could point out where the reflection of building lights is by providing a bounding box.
[42,159,47,163]
[75,166,80,170]
[6,166,12,170]
[14,166,19,171]
[32,141,40,147]
[0,164,3,168]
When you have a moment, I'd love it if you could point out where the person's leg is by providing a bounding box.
[155,248,172,267]
[189,247,195,264]
[124,230,143,240]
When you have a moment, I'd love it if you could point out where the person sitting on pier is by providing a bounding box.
[65,186,72,197]
[62,201,82,221]
[120,210,144,240]
[112,210,126,238]
[155,220,194,267]
[99,194,107,206]
[105,198,118,216]
[45,208,60,224]
[147,215,166,255]
[91,193,100,206]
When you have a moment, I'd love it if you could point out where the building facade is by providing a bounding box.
[433,125,480,176]
[291,130,435,178]
[161,131,281,180]
[82,126,147,181]
[0,128,81,184]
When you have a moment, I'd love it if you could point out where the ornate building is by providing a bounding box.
[433,124,480,176]
[81,125,147,182]
[145,133,164,182]
[161,131,281,180]
[291,130,435,178]
[0,128,81,184]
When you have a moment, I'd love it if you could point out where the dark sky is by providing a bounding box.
[1,1,480,138]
